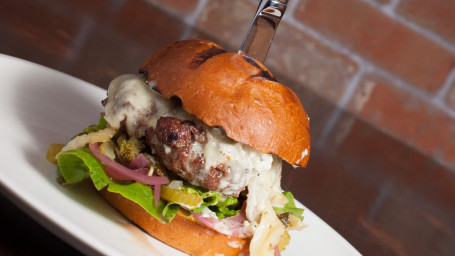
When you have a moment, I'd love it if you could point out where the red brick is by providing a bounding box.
[144,0,199,17]
[267,22,358,103]
[50,0,117,19]
[445,142,455,166]
[112,0,185,47]
[397,0,455,46]
[0,0,80,59]
[295,0,455,93]
[347,74,455,167]
[68,28,141,88]
[196,0,255,50]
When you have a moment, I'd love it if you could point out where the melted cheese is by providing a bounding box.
[203,128,274,195]
[249,202,286,255]
[246,157,287,256]
[104,74,190,138]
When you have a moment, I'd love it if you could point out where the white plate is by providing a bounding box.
[0,54,361,256]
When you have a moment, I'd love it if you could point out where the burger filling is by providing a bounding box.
[52,74,304,256]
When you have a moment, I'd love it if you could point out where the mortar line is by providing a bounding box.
[375,0,401,15]
[283,0,301,17]
[433,67,455,105]
[318,66,367,145]
[339,64,367,108]
[183,0,209,27]
[387,0,401,11]
[176,0,209,40]
[62,15,93,69]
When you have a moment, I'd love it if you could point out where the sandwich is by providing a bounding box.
[47,39,310,256]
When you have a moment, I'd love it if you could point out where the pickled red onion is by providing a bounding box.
[129,153,150,169]
[191,209,249,238]
[154,184,161,207]
[274,246,281,256]
[88,143,168,186]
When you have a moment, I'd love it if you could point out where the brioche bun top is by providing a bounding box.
[139,39,310,167]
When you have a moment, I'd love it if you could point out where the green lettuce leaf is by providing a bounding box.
[210,196,240,219]
[83,115,107,134]
[57,148,176,223]
[57,149,106,188]
[273,191,304,220]
[181,183,240,218]
[108,182,168,223]
[162,203,181,221]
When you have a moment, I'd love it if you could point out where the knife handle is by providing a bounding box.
[238,0,288,63]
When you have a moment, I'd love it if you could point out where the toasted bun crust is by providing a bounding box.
[140,39,310,166]
[99,189,249,256]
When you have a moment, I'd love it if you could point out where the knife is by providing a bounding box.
[238,0,288,63]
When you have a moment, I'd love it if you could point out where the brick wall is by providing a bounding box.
[146,0,455,171]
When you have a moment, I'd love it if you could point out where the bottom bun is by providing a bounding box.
[99,188,250,256]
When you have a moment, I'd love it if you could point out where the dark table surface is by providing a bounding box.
[1,0,455,255]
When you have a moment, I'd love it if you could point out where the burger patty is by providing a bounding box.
[146,116,230,192]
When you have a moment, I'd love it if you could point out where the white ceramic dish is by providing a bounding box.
[0,54,361,256]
